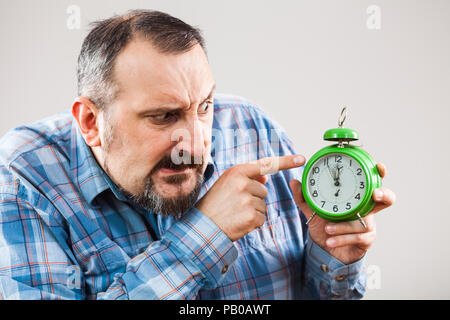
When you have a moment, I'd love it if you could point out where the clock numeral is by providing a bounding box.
[356,168,362,176]
[360,181,365,189]
[346,202,352,210]
[312,190,318,197]
[349,159,352,167]
[310,178,315,186]
[335,155,342,163]
[321,201,326,208]
[333,205,338,212]
[313,167,320,174]
[355,193,361,200]
[323,157,329,166]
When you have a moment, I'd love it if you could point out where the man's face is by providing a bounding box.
[99,39,215,217]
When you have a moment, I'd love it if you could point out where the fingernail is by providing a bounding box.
[326,225,336,234]
[294,156,304,164]
[326,238,336,247]
[374,189,383,201]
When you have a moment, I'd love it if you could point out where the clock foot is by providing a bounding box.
[306,212,317,225]
[356,213,367,229]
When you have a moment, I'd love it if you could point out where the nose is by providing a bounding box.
[173,119,205,165]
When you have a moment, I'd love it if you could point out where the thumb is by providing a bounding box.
[289,179,313,220]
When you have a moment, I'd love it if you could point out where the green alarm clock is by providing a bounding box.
[301,108,382,228]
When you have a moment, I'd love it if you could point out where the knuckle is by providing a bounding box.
[362,216,374,230]
[381,187,396,205]
[255,211,266,227]
[356,233,373,246]
[331,237,341,246]
[366,220,376,232]
[223,167,233,177]
[371,232,377,242]
[228,165,244,177]
[244,209,257,224]
[343,221,353,231]
[258,217,266,228]
[251,209,260,221]
[238,179,251,193]
[356,233,366,243]
[245,194,254,204]
[261,185,269,198]
[251,209,261,225]
[257,199,267,214]
[261,201,267,212]
[259,157,274,174]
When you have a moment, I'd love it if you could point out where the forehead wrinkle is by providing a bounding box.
[175,46,213,107]
[152,88,191,109]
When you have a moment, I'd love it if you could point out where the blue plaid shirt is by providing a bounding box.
[0,94,366,300]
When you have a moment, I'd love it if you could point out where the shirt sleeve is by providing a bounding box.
[302,232,366,299]
[0,168,238,300]
[0,170,82,299]
[97,208,238,300]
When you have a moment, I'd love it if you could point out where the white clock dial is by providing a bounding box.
[306,153,367,214]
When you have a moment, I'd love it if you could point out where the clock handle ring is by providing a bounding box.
[338,107,347,128]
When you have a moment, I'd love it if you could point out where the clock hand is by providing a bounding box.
[333,166,341,186]
[336,166,343,180]
[334,189,340,197]
[327,163,335,182]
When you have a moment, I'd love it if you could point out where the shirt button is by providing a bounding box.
[221,265,229,274]
[335,275,347,282]
[320,264,329,273]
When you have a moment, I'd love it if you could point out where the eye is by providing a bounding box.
[148,112,176,124]
[199,100,213,113]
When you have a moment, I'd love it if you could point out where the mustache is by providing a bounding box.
[151,152,204,173]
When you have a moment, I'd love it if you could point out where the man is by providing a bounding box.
[0,10,394,299]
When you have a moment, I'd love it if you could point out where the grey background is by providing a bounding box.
[1,0,449,299]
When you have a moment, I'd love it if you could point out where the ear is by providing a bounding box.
[71,97,102,147]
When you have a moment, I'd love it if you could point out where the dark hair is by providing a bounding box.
[77,9,206,109]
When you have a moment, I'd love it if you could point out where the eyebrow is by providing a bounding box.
[140,84,216,115]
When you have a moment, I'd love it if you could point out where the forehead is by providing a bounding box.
[112,38,214,107]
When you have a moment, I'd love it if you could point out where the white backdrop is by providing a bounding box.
[1,0,449,299]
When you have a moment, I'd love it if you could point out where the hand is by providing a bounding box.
[289,163,396,265]
[328,164,341,186]
[196,155,305,241]
[336,165,343,180]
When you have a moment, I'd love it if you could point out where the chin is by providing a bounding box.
[119,168,204,218]
[155,174,197,198]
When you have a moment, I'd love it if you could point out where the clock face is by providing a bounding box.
[306,153,367,215]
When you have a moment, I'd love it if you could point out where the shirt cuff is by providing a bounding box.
[304,232,366,299]
[163,207,238,289]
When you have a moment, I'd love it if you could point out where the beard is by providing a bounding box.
[115,164,204,219]
[101,114,205,219]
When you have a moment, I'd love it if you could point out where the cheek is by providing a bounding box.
[202,121,213,146]
[132,131,174,169]
[109,123,171,175]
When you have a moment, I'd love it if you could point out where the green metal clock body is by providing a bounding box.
[301,143,382,222]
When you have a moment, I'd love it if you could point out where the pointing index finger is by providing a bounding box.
[242,155,305,178]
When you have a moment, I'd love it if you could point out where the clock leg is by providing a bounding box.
[356,213,367,229]
[306,211,317,225]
